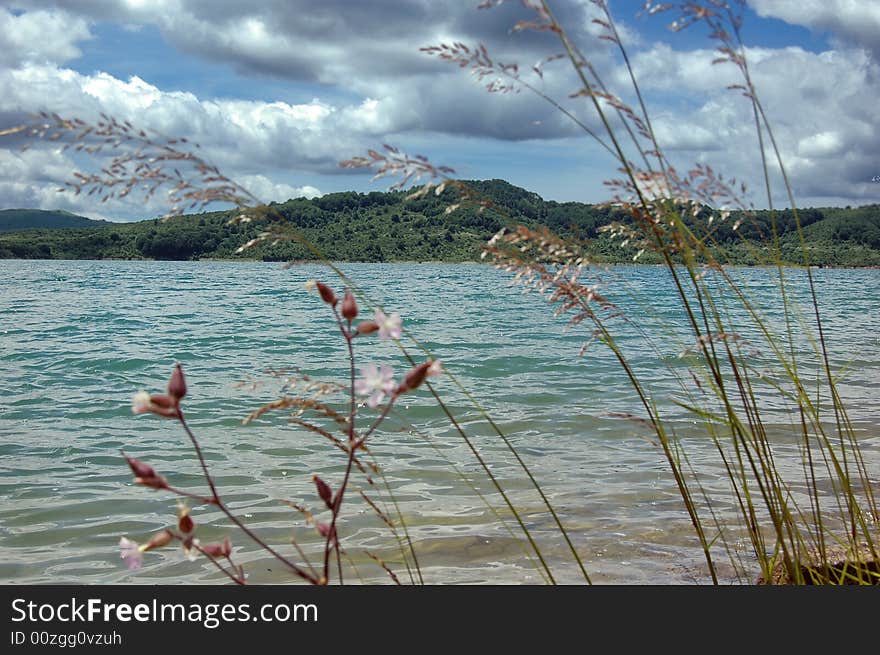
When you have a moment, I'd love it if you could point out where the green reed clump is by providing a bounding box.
[409,0,878,584]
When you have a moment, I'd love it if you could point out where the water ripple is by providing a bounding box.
[1,260,878,584]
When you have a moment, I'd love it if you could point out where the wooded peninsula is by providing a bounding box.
[1,179,878,266]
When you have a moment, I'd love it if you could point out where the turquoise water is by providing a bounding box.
[1,260,878,584]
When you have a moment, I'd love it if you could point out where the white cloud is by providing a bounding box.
[650,115,722,151]
[613,42,880,207]
[748,0,880,58]
[0,147,118,219]
[797,131,844,159]
[0,64,353,217]
[0,1,877,210]
[0,64,393,163]
[0,8,91,68]
[239,174,321,203]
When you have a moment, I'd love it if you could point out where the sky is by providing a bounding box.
[0,0,878,221]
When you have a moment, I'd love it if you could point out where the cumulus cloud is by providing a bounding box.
[0,3,618,218]
[0,65,379,216]
[0,0,877,213]
[0,7,91,67]
[748,0,880,59]
[0,147,117,219]
[7,0,614,142]
[6,1,608,86]
[613,42,880,206]
[238,174,321,203]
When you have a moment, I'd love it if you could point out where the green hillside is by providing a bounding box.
[0,209,111,233]
[0,180,878,266]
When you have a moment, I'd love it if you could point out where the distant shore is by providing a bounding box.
[2,256,880,270]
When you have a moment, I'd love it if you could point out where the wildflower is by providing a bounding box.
[374,309,402,341]
[354,364,396,408]
[119,537,143,570]
[341,290,358,321]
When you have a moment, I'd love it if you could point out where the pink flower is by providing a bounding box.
[427,359,443,378]
[374,309,402,341]
[354,364,396,408]
[177,501,194,535]
[119,537,143,570]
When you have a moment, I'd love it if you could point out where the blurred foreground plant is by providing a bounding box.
[119,285,439,584]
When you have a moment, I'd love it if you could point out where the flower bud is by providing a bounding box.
[313,475,333,509]
[341,290,358,320]
[177,504,195,534]
[356,320,379,335]
[315,521,331,538]
[398,361,432,393]
[178,513,194,534]
[123,453,168,489]
[201,537,232,558]
[143,529,174,551]
[167,363,187,401]
[123,453,156,479]
[149,394,178,416]
[315,281,337,306]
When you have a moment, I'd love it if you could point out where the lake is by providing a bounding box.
[1,260,878,584]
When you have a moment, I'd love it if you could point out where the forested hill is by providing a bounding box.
[0,209,110,232]
[1,179,878,266]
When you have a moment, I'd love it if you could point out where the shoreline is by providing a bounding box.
[1,257,879,270]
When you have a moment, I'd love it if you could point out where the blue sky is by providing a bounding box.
[0,1,878,220]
